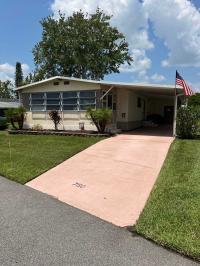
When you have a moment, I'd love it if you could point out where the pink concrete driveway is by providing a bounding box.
[27,128,173,227]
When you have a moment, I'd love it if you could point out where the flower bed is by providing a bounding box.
[8,129,112,137]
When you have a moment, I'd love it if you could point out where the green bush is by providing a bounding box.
[86,108,112,133]
[188,93,200,107]
[0,119,8,130]
[176,106,199,139]
[5,106,26,130]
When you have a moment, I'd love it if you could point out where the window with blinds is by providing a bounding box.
[29,91,96,111]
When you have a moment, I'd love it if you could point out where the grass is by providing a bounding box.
[0,131,103,184]
[135,139,200,260]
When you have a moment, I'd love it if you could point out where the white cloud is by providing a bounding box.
[120,49,151,73]
[51,0,200,81]
[161,60,169,67]
[0,63,30,83]
[189,81,200,92]
[21,64,30,76]
[51,0,153,78]
[0,63,15,76]
[150,73,166,82]
[144,0,200,67]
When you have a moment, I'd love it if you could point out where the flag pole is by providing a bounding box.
[173,71,178,137]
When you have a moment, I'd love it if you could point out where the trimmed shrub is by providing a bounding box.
[86,108,112,133]
[176,106,199,139]
[49,110,61,130]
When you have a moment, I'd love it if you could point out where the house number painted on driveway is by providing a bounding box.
[72,182,86,188]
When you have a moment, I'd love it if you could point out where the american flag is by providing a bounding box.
[176,71,194,96]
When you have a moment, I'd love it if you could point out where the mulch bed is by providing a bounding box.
[8,129,112,137]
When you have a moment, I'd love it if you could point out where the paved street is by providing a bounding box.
[0,176,198,266]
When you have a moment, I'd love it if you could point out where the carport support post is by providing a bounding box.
[173,92,185,136]
[173,86,178,137]
[173,95,178,137]
[173,80,178,137]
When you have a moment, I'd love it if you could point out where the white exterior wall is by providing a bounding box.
[116,88,145,130]
[21,80,100,131]
[22,80,100,93]
[116,88,129,122]
[128,90,146,121]
[25,111,97,131]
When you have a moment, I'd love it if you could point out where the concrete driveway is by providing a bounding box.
[0,176,197,266]
[27,127,173,227]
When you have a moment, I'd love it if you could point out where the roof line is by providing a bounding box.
[16,75,177,90]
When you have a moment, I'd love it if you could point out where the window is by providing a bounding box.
[32,99,44,104]
[46,92,60,99]
[32,93,44,99]
[63,92,77,98]
[80,98,95,105]
[63,105,78,111]
[64,81,70,85]
[101,91,116,110]
[46,105,60,111]
[31,93,45,111]
[79,90,96,110]
[63,91,78,111]
[31,105,45,111]
[30,90,96,112]
[46,92,61,111]
[79,91,96,98]
[53,82,59,86]
[63,98,77,104]
[47,99,60,104]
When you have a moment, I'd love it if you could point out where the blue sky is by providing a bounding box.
[0,0,200,90]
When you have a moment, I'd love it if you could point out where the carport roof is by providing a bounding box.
[15,76,183,96]
[0,99,20,109]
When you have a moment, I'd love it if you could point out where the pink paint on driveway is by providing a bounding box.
[26,128,173,227]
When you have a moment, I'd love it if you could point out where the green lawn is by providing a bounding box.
[0,131,103,184]
[136,139,200,260]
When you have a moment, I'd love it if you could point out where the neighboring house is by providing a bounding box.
[0,98,20,119]
[16,76,182,132]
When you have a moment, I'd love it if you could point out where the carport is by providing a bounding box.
[99,81,183,135]
[0,99,20,118]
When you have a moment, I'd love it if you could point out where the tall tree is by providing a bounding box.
[24,72,34,85]
[15,62,23,87]
[33,9,133,80]
[0,80,14,99]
